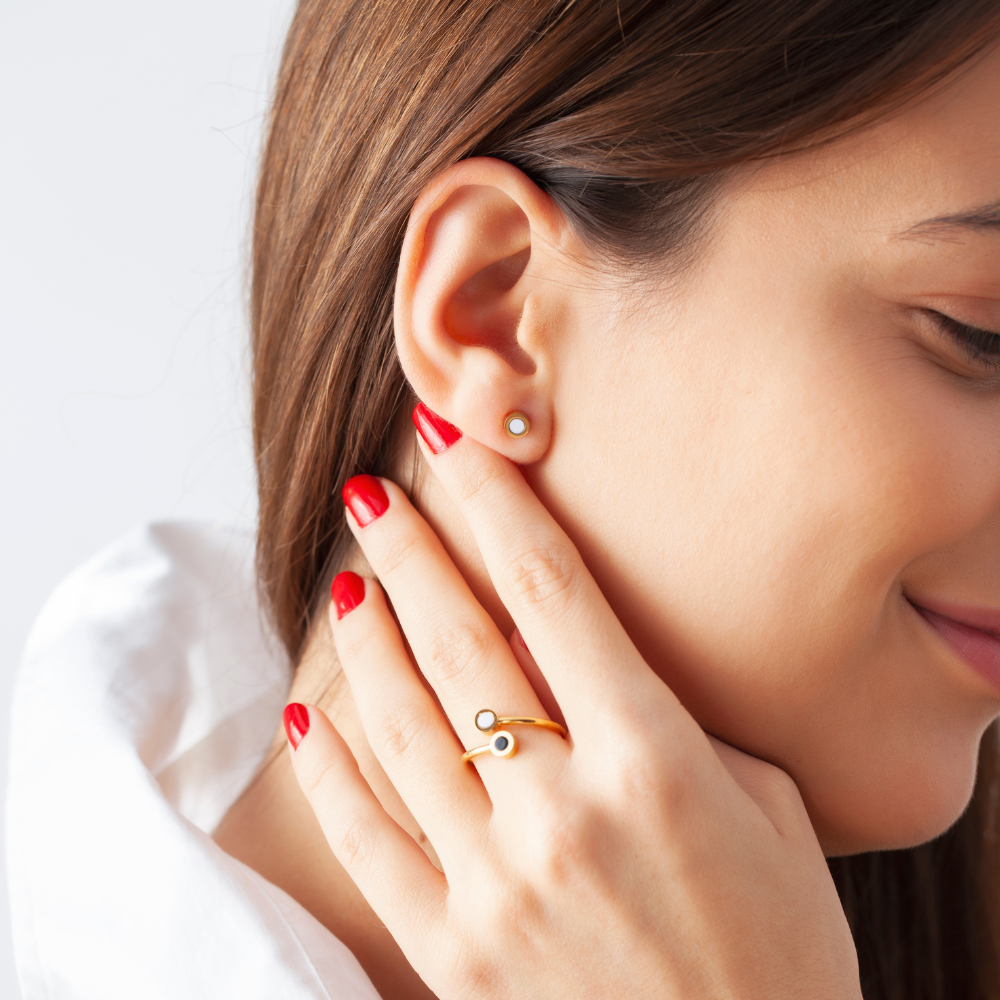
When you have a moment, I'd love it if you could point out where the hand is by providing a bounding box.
[284,415,861,1000]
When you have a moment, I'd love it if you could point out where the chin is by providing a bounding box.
[808,746,982,857]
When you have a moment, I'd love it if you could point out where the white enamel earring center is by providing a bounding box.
[504,412,530,438]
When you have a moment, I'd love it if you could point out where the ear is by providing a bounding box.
[394,157,569,462]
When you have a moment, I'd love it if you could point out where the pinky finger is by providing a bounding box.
[284,703,447,943]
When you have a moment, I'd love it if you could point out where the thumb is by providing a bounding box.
[706,733,818,845]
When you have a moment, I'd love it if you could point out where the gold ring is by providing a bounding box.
[461,708,567,763]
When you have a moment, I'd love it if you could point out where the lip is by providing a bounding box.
[908,597,1000,692]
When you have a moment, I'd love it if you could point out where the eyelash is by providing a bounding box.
[928,310,1000,370]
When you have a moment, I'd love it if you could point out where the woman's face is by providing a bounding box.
[531,45,1000,854]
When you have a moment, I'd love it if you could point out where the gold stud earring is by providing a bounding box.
[504,412,530,438]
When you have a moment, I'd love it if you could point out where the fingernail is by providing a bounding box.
[283,703,310,750]
[331,571,366,619]
[516,630,530,655]
[412,402,462,455]
[342,474,389,526]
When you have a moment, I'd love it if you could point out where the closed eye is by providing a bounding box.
[927,310,1000,371]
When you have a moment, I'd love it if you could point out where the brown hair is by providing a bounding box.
[251,1,1000,996]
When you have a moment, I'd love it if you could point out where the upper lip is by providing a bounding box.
[907,596,1000,638]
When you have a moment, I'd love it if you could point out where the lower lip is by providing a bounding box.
[914,606,1000,691]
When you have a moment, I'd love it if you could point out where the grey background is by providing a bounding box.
[0,0,295,991]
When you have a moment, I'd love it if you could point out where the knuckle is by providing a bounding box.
[454,454,507,509]
[424,617,493,687]
[375,531,420,578]
[299,752,342,799]
[502,539,578,612]
[372,702,430,761]
[336,810,381,875]
[613,734,694,814]
[443,948,499,1000]
[657,749,701,812]
[617,752,669,803]
[335,619,381,666]
[523,798,596,882]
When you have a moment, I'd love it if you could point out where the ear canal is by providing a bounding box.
[444,247,535,375]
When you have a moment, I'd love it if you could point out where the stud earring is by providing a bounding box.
[504,412,530,438]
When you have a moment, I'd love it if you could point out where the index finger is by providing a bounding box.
[412,403,674,729]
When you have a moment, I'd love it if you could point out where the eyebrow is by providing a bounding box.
[899,200,1000,242]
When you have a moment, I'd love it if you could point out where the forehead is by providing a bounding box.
[737,42,1000,240]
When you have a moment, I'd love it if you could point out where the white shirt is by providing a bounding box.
[6,523,381,1000]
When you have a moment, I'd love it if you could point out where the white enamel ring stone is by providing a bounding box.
[460,708,568,763]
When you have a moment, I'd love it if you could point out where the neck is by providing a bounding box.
[214,440,506,1000]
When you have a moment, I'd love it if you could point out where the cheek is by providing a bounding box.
[538,308,997,851]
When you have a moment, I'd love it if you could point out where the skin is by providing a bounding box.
[215,42,1000,998]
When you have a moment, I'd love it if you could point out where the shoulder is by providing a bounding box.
[22,521,260,664]
[5,523,376,1000]
[9,520,284,821]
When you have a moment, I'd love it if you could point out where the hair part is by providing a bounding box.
[251,2,1000,997]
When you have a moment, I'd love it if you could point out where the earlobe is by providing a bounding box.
[394,158,564,463]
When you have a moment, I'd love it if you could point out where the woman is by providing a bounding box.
[8,0,1000,998]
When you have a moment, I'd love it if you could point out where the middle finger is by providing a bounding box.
[342,474,570,773]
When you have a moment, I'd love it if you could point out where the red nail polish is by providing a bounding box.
[283,703,310,750]
[342,474,389,526]
[412,402,462,455]
[331,571,366,619]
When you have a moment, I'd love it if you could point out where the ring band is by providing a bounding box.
[461,708,568,763]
